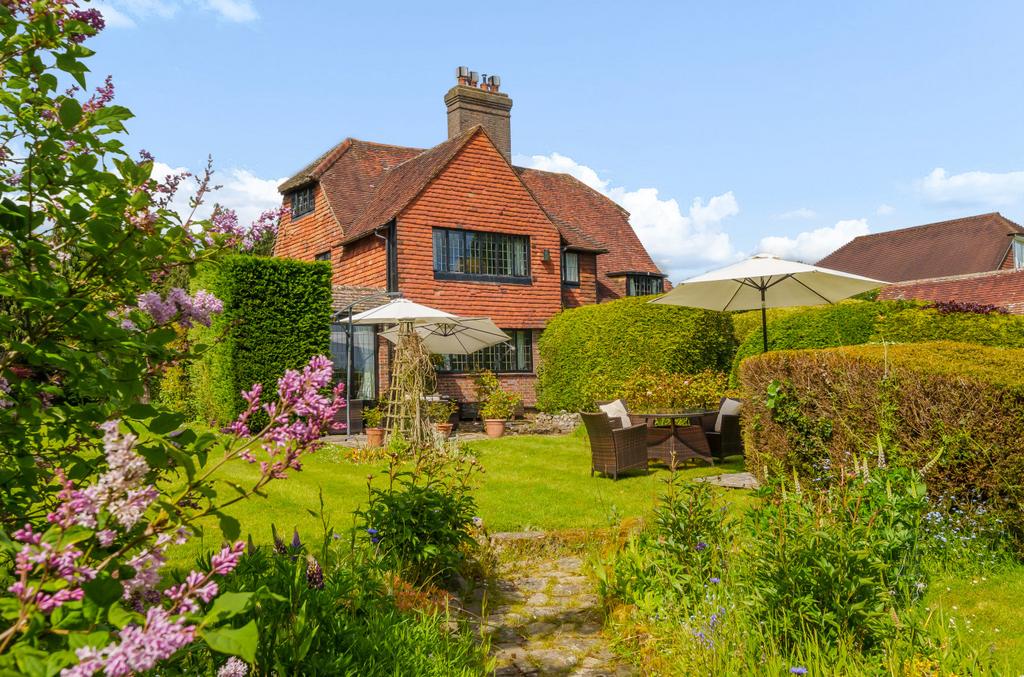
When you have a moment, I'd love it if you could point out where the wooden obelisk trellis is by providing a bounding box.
[383,321,436,449]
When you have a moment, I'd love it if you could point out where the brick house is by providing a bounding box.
[817,212,1024,313]
[274,69,665,408]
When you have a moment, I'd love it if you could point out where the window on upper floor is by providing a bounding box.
[627,274,664,297]
[562,251,580,286]
[1014,236,1024,269]
[436,329,533,373]
[314,251,331,261]
[290,187,314,218]
[432,228,530,283]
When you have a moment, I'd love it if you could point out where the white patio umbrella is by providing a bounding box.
[379,317,510,355]
[350,298,457,325]
[652,254,887,352]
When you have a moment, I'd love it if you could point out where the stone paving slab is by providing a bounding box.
[694,471,759,489]
[472,550,637,676]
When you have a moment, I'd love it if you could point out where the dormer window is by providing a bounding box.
[290,187,314,218]
[1014,235,1024,269]
[626,274,664,297]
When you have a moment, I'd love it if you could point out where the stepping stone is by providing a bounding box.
[694,471,759,489]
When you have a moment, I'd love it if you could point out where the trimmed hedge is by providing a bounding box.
[190,255,332,425]
[536,295,735,412]
[731,307,801,344]
[731,300,1024,377]
[739,341,1024,542]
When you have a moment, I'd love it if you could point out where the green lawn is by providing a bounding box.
[176,432,749,560]
[927,567,1024,670]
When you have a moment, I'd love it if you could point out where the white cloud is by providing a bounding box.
[199,0,258,22]
[876,203,895,215]
[87,0,258,26]
[153,161,284,227]
[514,152,740,281]
[918,167,1024,206]
[775,207,817,220]
[758,218,870,263]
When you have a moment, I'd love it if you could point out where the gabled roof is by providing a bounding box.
[817,212,1024,282]
[279,127,665,278]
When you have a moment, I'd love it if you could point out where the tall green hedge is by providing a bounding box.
[189,256,332,425]
[739,341,1024,543]
[731,300,1024,377]
[536,295,735,412]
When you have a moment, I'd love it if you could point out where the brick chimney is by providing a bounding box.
[445,67,513,161]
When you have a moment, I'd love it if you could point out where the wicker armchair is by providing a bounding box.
[581,412,649,480]
[699,398,743,459]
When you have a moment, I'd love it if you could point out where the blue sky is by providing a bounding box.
[86,1,1024,280]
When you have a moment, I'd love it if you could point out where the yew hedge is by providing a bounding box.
[189,255,332,424]
[536,296,735,412]
[739,341,1024,543]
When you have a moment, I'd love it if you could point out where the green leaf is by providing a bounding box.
[58,97,82,129]
[203,591,253,625]
[107,603,136,629]
[218,512,241,541]
[202,620,258,663]
[82,575,122,606]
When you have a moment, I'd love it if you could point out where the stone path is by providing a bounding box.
[694,471,759,490]
[470,549,636,676]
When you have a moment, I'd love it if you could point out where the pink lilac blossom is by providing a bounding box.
[137,288,223,328]
[210,541,246,575]
[82,75,114,112]
[164,571,218,614]
[226,356,344,478]
[242,207,287,250]
[61,607,196,677]
[7,525,96,614]
[217,657,249,677]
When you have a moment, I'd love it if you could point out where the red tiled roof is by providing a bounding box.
[879,268,1024,314]
[817,212,1023,282]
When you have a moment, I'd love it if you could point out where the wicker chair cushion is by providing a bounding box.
[599,399,631,429]
[715,398,742,432]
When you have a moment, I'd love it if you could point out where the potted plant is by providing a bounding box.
[427,399,458,438]
[363,405,385,448]
[476,371,521,438]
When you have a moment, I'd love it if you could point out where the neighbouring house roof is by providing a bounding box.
[279,126,663,277]
[879,268,1024,314]
[817,212,1024,283]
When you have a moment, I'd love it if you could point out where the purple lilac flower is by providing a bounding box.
[165,570,218,614]
[137,288,223,328]
[0,377,11,409]
[217,657,249,677]
[82,75,114,112]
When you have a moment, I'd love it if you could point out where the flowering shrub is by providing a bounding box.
[0,3,340,674]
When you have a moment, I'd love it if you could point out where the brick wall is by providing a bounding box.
[561,252,598,308]
[879,268,1024,314]
[274,184,340,262]
[336,236,387,288]
[392,132,563,328]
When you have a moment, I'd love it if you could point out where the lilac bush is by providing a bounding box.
[0,1,340,674]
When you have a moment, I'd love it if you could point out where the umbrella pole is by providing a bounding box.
[760,287,768,353]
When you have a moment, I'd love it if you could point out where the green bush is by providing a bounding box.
[732,300,1024,379]
[739,341,1024,545]
[730,306,802,344]
[536,296,735,412]
[620,368,738,412]
[190,255,332,425]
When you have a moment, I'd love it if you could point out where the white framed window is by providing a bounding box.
[1014,236,1024,269]
[562,251,579,285]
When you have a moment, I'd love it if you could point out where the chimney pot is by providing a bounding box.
[445,69,512,161]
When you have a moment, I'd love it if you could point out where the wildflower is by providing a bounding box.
[290,529,302,549]
[472,516,484,528]
[695,541,708,551]
[367,528,379,535]
[710,577,721,584]
[306,556,324,590]
[217,657,249,677]
[790,668,808,675]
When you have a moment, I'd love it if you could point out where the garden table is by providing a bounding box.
[630,411,716,466]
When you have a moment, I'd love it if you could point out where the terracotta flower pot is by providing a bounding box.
[435,422,454,438]
[484,419,506,438]
[365,427,385,448]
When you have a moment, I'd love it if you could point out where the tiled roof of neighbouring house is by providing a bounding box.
[279,126,662,276]
[879,268,1024,314]
[817,212,1024,282]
